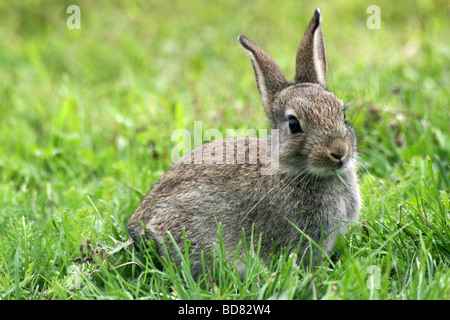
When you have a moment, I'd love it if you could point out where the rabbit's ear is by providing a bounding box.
[238,35,288,124]
[294,9,327,88]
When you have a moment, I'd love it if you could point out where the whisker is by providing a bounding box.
[355,160,390,201]
[266,169,309,208]
[242,169,307,221]
[340,81,350,101]
[241,173,294,221]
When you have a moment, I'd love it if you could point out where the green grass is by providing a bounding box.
[0,0,448,300]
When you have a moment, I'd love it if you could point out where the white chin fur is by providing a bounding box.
[307,160,354,178]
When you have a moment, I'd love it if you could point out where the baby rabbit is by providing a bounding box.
[128,9,360,278]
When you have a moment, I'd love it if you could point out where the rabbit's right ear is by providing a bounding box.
[294,9,328,88]
[238,35,288,125]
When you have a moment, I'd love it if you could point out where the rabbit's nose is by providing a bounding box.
[330,152,344,161]
[328,140,348,164]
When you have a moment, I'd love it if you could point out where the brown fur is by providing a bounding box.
[128,9,360,278]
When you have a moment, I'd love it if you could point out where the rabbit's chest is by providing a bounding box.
[254,190,348,253]
[270,179,358,240]
[298,181,356,220]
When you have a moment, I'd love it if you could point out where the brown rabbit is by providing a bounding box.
[128,9,360,278]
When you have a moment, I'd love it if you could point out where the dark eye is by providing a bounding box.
[288,116,302,134]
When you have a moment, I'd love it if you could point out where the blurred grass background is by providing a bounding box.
[0,0,448,299]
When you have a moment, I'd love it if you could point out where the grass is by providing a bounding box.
[0,0,448,300]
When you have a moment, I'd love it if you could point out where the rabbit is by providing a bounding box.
[128,8,360,278]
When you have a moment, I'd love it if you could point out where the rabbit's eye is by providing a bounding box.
[288,116,302,134]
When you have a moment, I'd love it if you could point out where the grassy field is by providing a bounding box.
[0,0,448,300]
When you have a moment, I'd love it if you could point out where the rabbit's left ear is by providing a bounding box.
[294,9,327,88]
[238,35,288,125]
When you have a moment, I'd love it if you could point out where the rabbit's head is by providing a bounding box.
[239,9,357,177]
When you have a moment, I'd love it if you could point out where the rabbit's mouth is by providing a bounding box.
[307,164,350,178]
[306,153,354,177]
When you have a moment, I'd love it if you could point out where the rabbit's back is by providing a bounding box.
[128,137,267,244]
